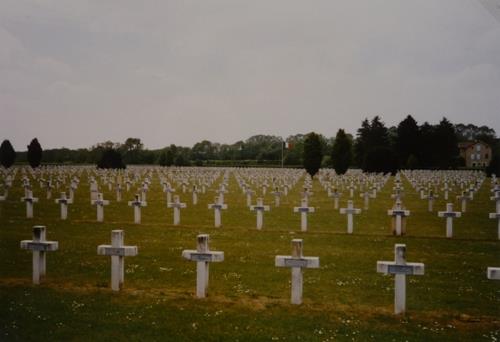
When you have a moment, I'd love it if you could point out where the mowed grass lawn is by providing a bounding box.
[0,169,499,341]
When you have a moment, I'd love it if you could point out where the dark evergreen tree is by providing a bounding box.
[354,118,370,167]
[165,149,175,166]
[435,117,459,168]
[27,138,43,168]
[364,146,396,174]
[0,139,16,168]
[331,129,352,174]
[395,115,420,168]
[97,148,125,169]
[303,132,323,177]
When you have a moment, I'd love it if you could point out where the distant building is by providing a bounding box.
[458,141,492,168]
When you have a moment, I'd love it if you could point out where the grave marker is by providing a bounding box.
[97,230,138,291]
[377,244,425,315]
[182,234,224,298]
[275,239,319,305]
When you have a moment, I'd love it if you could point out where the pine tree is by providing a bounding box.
[395,115,420,168]
[0,139,16,168]
[27,138,43,168]
[331,129,352,174]
[303,132,323,177]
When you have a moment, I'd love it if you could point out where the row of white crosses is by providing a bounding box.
[22,225,497,314]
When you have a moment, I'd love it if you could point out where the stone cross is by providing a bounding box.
[208,196,228,228]
[348,183,356,198]
[377,244,425,315]
[388,201,410,236]
[441,183,450,200]
[90,180,98,203]
[91,193,110,222]
[21,190,39,218]
[192,186,198,205]
[245,188,255,207]
[487,267,500,280]
[360,191,372,210]
[340,200,361,234]
[271,188,283,207]
[250,198,270,230]
[293,199,315,232]
[329,188,341,210]
[215,187,228,204]
[116,183,122,202]
[97,230,138,291]
[164,185,176,204]
[168,195,187,225]
[275,239,319,305]
[425,190,438,212]
[20,226,58,284]
[457,191,471,213]
[489,207,500,240]
[300,188,313,202]
[490,191,500,213]
[128,194,147,224]
[55,192,73,220]
[437,203,461,238]
[182,234,224,298]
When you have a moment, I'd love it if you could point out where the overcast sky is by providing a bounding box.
[1,0,499,150]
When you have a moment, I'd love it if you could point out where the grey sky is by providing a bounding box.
[1,0,499,150]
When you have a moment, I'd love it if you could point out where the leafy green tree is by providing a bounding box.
[303,132,323,177]
[0,139,16,168]
[27,138,43,168]
[97,149,125,169]
[331,129,352,174]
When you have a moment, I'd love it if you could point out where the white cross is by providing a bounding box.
[20,190,38,218]
[425,191,438,212]
[164,185,176,204]
[293,199,315,232]
[271,188,283,207]
[377,244,425,315]
[168,195,187,225]
[128,194,147,224]
[441,183,450,200]
[55,192,73,220]
[388,201,410,236]
[192,186,198,205]
[275,239,319,305]
[97,230,138,291]
[340,200,361,234]
[91,193,110,222]
[489,208,500,240]
[487,267,500,280]
[20,226,58,284]
[182,234,224,298]
[490,191,500,213]
[90,180,98,203]
[457,191,472,212]
[208,196,228,228]
[360,191,372,210]
[245,188,255,207]
[329,189,341,210]
[437,203,461,238]
[116,184,122,202]
[250,198,270,230]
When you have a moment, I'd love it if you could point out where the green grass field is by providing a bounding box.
[0,168,499,341]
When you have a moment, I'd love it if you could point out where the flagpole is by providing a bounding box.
[281,138,284,168]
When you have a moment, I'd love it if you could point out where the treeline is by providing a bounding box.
[1,116,498,173]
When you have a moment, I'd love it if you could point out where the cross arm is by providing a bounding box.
[20,240,58,251]
[97,245,138,256]
[376,261,425,275]
[275,256,320,268]
[182,250,224,262]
